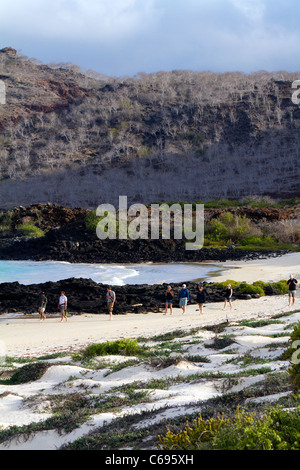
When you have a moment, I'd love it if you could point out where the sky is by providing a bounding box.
[0,0,299,77]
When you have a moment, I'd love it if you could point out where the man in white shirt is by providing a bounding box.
[58,291,68,322]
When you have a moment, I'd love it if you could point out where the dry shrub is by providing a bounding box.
[263,220,300,244]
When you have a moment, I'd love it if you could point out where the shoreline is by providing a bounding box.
[0,259,228,287]
[0,251,298,287]
[0,252,298,317]
[0,251,299,358]
[205,251,300,284]
[0,250,299,450]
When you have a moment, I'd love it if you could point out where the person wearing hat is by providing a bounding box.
[287,275,298,306]
[178,284,189,314]
[38,292,47,320]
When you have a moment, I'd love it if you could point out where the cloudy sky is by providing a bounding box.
[0,0,299,76]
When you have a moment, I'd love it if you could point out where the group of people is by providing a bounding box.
[37,287,115,321]
[37,275,298,321]
[38,291,68,322]
[163,283,232,316]
[163,275,298,316]
[164,283,205,315]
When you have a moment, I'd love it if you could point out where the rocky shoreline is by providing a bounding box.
[0,202,296,264]
[0,203,292,315]
[0,219,290,265]
[0,225,289,316]
[0,274,285,316]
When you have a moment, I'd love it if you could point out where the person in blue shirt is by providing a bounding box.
[178,284,189,314]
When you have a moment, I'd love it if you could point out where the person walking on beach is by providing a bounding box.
[196,285,206,315]
[106,286,116,320]
[287,275,298,306]
[178,284,189,314]
[38,292,47,321]
[164,285,174,315]
[223,284,233,317]
[58,291,68,322]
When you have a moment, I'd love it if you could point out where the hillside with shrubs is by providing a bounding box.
[0,47,299,209]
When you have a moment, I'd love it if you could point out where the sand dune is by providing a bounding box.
[0,252,299,450]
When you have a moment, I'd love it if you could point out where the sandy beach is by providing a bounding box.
[0,296,295,359]
[207,251,300,284]
[1,252,299,358]
[0,252,299,450]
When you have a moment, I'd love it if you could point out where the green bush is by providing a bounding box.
[252,280,288,295]
[204,199,243,208]
[211,407,300,450]
[213,279,241,289]
[158,407,300,450]
[241,235,275,247]
[205,212,257,244]
[253,280,268,290]
[16,223,45,238]
[205,219,229,242]
[212,279,288,297]
[271,281,289,295]
[158,413,230,450]
[84,210,100,232]
[237,282,265,296]
[84,209,127,238]
[0,362,49,385]
[0,224,11,233]
[287,322,300,392]
[0,211,13,225]
[76,338,144,360]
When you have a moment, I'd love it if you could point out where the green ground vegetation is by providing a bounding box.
[0,211,45,238]
[1,313,300,450]
[158,406,300,450]
[211,279,289,297]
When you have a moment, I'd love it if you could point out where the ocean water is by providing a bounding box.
[0,260,225,286]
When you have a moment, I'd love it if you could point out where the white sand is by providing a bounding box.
[207,251,300,284]
[0,252,299,450]
[0,295,295,359]
[0,252,299,358]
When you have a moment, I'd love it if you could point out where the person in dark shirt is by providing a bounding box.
[287,275,298,306]
[223,284,233,311]
[164,285,174,315]
[106,286,116,320]
[196,285,206,315]
[38,292,47,321]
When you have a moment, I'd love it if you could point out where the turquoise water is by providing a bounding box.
[0,260,225,286]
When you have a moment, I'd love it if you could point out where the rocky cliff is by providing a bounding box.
[0,47,299,209]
